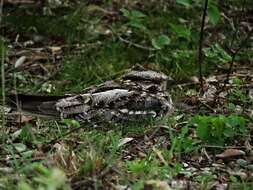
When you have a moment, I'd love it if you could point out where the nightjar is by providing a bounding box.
[7,68,174,123]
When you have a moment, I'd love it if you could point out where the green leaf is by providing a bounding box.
[120,8,130,18]
[18,181,33,190]
[121,8,146,20]
[203,43,231,63]
[227,115,245,128]
[127,159,147,174]
[151,34,171,50]
[176,0,192,8]
[208,4,220,25]
[170,24,191,40]
[196,123,209,141]
[192,116,210,141]
[128,21,147,31]
[131,10,146,18]
[13,143,27,153]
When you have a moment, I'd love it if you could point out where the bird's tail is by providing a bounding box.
[7,94,67,118]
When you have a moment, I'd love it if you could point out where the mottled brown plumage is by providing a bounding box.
[7,68,173,123]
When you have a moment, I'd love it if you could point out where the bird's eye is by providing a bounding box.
[83,96,91,104]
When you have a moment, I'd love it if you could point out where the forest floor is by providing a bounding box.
[0,1,253,190]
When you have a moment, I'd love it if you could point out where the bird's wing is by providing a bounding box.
[55,89,172,122]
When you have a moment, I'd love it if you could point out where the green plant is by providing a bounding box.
[18,163,70,190]
[151,34,171,50]
[192,114,247,145]
[176,0,220,25]
[127,159,147,176]
[121,8,147,32]
[207,0,220,25]
[170,23,191,41]
[203,43,232,64]
[168,126,199,159]
[228,78,248,104]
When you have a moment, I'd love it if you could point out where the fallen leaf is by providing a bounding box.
[118,137,134,147]
[49,46,62,54]
[13,143,27,153]
[15,56,26,68]
[145,180,172,190]
[50,143,77,174]
[171,179,193,189]
[216,149,245,159]
[15,115,34,123]
[201,84,217,103]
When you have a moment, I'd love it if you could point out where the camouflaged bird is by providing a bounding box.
[7,68,173,123]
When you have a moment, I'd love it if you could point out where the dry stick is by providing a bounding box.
[0,0,6,142]
[109,26,155,51]
[221,0,248,90]
[222,30,252,90]
[198,0,209,93]
[117,35,155,51]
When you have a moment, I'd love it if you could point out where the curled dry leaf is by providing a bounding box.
[201,84,217,103]
[114,185,131,190]
[216,149,246,159]
[51,143,77,174]
[15,115,34,123]
[118,137,134,147]
[190,76,199,83]
[205,76,218,83]
[49,46,62,54]
[171,180,194,190]
[145,180,172,190]
[14,56,26,68]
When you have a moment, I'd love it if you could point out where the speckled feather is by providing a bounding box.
[7,68,173,123]
[55,69,173,122]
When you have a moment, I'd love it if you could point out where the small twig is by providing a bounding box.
[199,101,216,113]
[109,26,155,51]
[222,0,250,90]
[198,0,209,93]
[229,0,246,51]
[222,29,252,89]
[117,35,155,51]
[201,148,212,161]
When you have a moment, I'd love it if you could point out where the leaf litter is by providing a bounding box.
[1,2,253,189]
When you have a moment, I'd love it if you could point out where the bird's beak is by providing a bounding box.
[165,76,175,89]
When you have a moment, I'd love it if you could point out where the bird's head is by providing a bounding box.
[121,69,173,91]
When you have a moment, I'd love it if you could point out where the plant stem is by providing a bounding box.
[198,0,209,93]
[0,0,5,141]
[223,30,252,88]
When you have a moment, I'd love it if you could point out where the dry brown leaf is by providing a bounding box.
[15,115,34,123]
[145,180,172,190]
[118,137,134,147]
[201,84,217,103]
[14,56,27,68]
[51,143,78,174]
[216,149,245,159]
[152,147,167,165]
